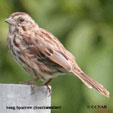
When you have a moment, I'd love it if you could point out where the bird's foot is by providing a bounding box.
[19,77,39,85]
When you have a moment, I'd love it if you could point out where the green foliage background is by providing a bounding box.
[0,0,113,113]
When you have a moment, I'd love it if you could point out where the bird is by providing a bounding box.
[5,12,109,97]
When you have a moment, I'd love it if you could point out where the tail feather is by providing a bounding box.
[72,70,109,97]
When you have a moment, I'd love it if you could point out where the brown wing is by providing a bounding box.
[21,28,74,72]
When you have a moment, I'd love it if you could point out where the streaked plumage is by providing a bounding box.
[5,12,109,97]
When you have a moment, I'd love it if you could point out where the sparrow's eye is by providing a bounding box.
[19,17,25,22]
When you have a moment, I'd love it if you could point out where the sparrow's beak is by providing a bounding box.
[5,17,16,25]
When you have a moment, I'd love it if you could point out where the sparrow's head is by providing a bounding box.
[5,12,38,30]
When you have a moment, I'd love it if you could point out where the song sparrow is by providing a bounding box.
[5,12,109,97]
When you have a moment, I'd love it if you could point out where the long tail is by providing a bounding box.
[72,69,109,97]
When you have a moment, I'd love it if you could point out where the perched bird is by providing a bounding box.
[5,12,109,97]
